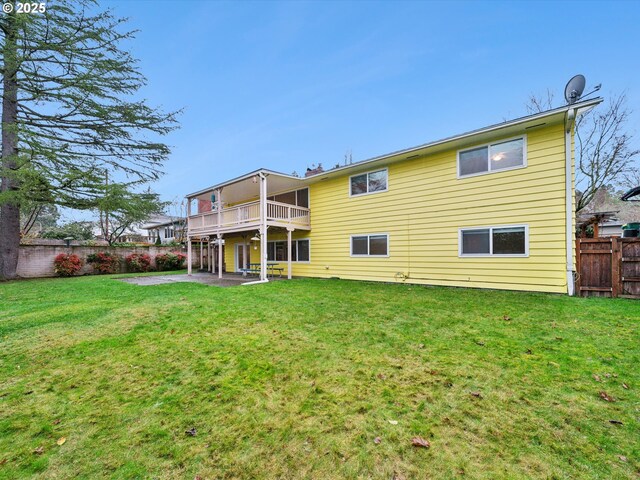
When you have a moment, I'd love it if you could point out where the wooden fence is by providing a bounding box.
[576,237,640,298]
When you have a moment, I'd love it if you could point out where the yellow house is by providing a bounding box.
[185,98,601,294]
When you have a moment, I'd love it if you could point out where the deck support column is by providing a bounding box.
[199,239,203,269]
[242,235,248,275]
[217,234,224,279]
[259,172,268,282]
[287,227,294,280]
[208,237,212,272]
[186,198,192,275]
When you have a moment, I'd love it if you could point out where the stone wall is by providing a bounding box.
[17,239,195,278]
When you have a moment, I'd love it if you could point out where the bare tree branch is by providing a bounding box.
[526,91,640,213]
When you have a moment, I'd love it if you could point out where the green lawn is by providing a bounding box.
[0,275,638,479]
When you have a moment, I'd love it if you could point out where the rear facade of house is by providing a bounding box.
[186,99,601,294]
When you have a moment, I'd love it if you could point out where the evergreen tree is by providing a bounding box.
[0,0,179,279]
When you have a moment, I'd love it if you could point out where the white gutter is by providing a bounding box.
[565,108,576,296]
[304,98,603,181]
[186,98,603,199]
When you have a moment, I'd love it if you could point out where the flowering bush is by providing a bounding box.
[53,253,83,277]
[155,252,187,271]
[86,251,121,274]
[125,253,152,272]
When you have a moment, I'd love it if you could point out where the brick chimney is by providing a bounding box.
[198,199,212,213]
[305,163,324,177]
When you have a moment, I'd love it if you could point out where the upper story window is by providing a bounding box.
[268,188,309,208]
[458,137,526,178]
[459,225,528,257]
[350,168,388,196]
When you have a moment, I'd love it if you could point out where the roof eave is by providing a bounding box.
[186,97,603,195]
[303,97,603,181]
[186,168,305,199]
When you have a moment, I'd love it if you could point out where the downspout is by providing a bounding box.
[565,108,576,296]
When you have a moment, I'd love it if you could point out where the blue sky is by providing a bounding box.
[91,0,640,210]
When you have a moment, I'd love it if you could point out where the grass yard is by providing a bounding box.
[0,275,638,479]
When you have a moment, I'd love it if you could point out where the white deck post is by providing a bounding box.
[216,188,222,229]
[259,172,268,282]
[216,188,223,279]
[199,239,203,269]
[287,227,293,279]
[242,235,248,273]
[186,197,191,222]
[218,234,224,279]
[186,198,192,275]
[208,237,212,272]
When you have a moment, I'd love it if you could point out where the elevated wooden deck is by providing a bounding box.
[188,199,310,236]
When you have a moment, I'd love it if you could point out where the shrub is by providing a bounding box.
[155,252,187,271]
[86,251,121,274]
[53,253,83,277]
[125,253,152,272]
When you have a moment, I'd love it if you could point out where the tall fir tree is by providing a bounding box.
[0,0,179,279]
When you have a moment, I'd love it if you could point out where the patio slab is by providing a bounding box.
[118,273,255,287]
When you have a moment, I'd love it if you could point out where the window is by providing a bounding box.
[268,188,309,207]
[273,191,296,205]
[351,234,389,256]
[296,188,309,208]
[267,239,310,262]
[350,169,388,196]
[459,225,528,256]
[296,239,310,262]
[458,137,526,177]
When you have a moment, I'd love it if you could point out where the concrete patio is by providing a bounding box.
[118,272,283,287]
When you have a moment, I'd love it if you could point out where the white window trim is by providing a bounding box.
[267,238,311,263]
[349,168,389,197]
[350,233,390,257]
[458,224,529,258]
[457,135,528,179]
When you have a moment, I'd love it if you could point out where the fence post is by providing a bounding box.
[575,239,581,296]
[612,237,621,298]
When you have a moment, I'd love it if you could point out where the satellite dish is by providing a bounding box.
[564,74,586,104]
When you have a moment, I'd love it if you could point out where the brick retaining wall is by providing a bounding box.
[17,240,196,278]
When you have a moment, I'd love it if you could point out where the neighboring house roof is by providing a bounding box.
[577,211,618,229]
[186,97,602,200]
[142,216,185,230]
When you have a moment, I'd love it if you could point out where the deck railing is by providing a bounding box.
[188,200,310,233]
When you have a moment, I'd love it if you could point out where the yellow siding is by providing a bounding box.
[287,123,569,293]
[221,123,572,293]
